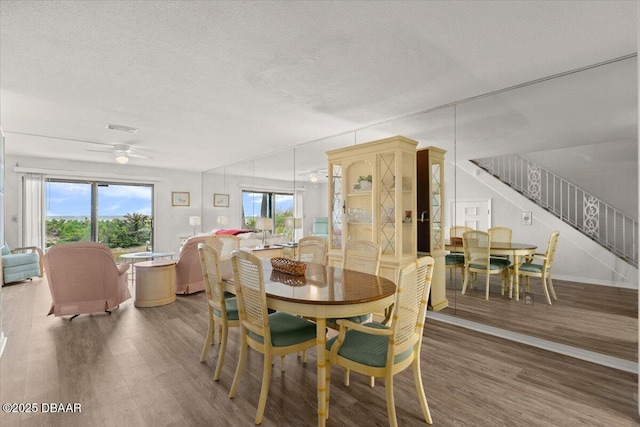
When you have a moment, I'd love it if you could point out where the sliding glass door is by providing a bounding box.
[45,179,153,258]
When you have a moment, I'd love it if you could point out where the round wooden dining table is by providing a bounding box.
[445,240,537,300]
[224,260,396,427]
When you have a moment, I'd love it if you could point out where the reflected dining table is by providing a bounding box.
[224,260,396,427]
[445,240,537,300]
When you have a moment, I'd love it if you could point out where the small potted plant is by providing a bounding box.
[358,175,372,191]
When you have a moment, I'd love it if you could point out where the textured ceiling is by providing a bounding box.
[0,1,637,172]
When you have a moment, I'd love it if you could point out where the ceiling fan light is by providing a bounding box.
[115,153,129,164]
[310,174,318,183]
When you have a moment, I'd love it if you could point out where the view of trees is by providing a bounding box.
[46,213,152,249]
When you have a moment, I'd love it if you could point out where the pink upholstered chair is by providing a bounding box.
[175,236,208,294]
[44,242,131,319]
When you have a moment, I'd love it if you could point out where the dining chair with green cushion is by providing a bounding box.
[509,231,559,305]
[197,242,240,381]
[205,234,240,297]
[446,226,471,280]
[488,226,513,264]
[2,242,43,284]
[327,239,381,328]
[296,235,327,264]
[325,256,435,427]
[229,250,318,425]
[461,230,511,300]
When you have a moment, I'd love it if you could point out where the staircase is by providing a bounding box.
[472,155,638,268]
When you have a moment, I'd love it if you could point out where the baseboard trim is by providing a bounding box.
[426,311,637,374]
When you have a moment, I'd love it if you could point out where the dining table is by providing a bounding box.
[224,260,396,427]
[445,240,537,300]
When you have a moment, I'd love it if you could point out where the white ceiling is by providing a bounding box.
[0,1,637,172]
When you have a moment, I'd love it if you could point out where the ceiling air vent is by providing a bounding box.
[105,123,139,133]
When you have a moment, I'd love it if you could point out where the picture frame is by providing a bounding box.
[214,193,229,208]
[172,191,190,207]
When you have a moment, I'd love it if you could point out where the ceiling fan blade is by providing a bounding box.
[86,148,114,153]
[128,152,151,159]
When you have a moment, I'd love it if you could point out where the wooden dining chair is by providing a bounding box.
[329,239,381,327]
[488,226,513,264]
[509,231,560,305]
[205,234,240,283]
[328,239,382,387]
[325,256,435,427]
[461,230,511,300]
[297,235,327,264]
[197,242,240,381]
[446,226,472,279]
[229,250,318,425]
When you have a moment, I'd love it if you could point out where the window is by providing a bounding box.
[45,179,153,258]
[242,190,293,233]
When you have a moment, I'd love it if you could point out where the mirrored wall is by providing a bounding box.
[202,55,637,362]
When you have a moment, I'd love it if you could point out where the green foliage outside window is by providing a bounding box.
[46,213,152,249]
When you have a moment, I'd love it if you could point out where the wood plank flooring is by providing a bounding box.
[1,277,638,426]
[443,272,638,361]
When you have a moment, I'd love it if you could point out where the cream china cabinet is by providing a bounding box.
[417,146,447,311]
[326,136,417,282]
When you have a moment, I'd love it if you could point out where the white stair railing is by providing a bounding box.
[473,155,638,268]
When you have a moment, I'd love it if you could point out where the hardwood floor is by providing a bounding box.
[443,272,638,361]
[1,277,638,426]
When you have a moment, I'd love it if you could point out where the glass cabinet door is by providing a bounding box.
[330,162,343,250]
[378,152,396,256]
[344,159,373,243]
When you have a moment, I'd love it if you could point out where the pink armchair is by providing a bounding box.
[44,242,131,318]
[175,236,207,294]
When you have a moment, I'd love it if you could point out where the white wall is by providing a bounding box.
[446,159,638,287]
[6,155,203,255]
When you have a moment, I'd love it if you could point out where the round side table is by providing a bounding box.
[134,260,177,307]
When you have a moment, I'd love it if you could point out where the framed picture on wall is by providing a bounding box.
[214,193,229,207]
[172,191,190,206]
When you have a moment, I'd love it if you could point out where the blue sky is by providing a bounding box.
[46,183,293,218]
[46,182,152,217]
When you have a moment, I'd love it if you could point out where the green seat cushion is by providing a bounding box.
[490,257,511,267]
[2,252,39,268]
[511,263,543,273]
[213,297,239,320]
[445,254,465,265]
[327,314,370,325]
[469,261,508,270]
[326,322,412,367]
[248,311,316,347]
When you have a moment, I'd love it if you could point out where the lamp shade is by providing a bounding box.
[285,217,302,229]
[189,216,201,227]
[217,216,228,226]
[255,217,273,231]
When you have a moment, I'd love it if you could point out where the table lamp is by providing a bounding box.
[189,216,201,235]
[255,217,273,248]
[217,215,229,229]
[284,217,303,244]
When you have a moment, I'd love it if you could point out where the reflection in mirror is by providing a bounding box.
[202,55,636,366]
[293,134,354,241]
[451,56,637,362]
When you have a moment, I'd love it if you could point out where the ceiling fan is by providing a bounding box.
[297,169,328,183]
[86,144,150,164]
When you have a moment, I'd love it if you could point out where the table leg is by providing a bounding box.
[316,318,327,427]
[514,255,520,301]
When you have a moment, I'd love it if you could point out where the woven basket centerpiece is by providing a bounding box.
[270,257,306,276]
